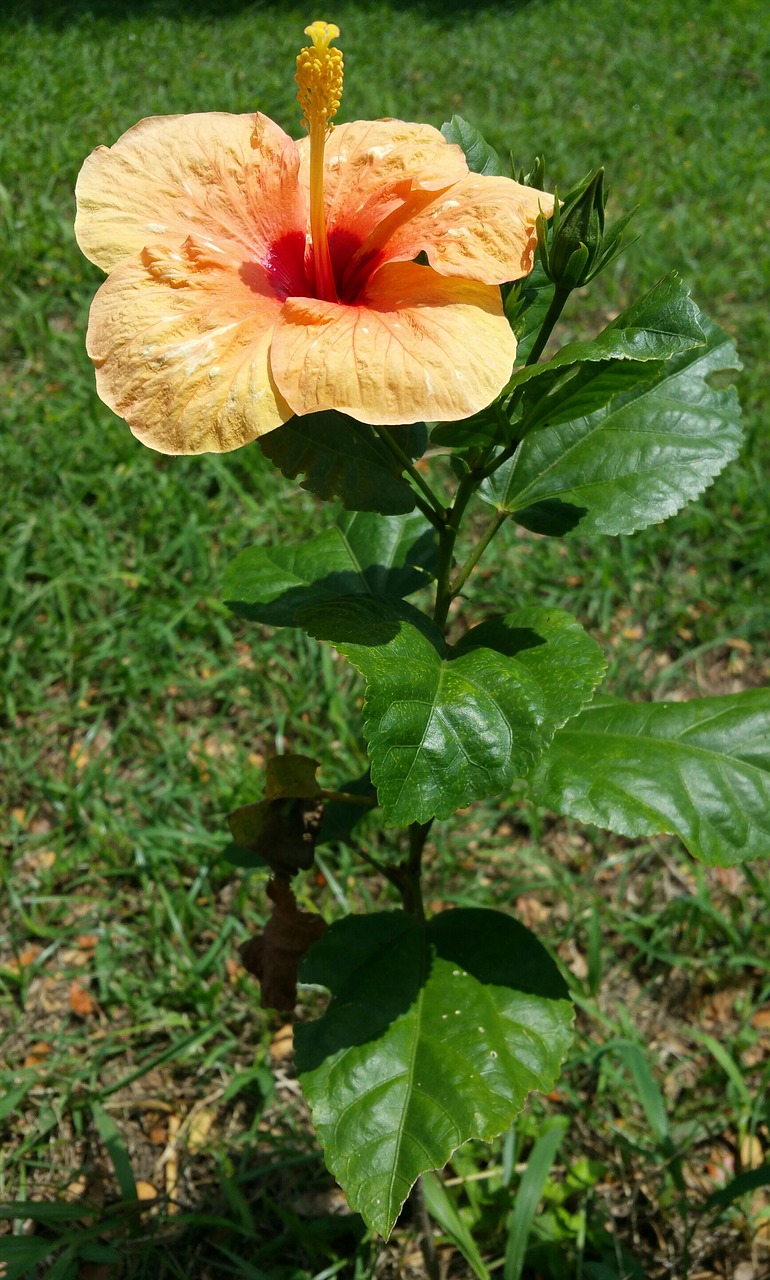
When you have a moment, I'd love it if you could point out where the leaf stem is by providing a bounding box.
[373,425,447,525]
[522,282,572,369]
[452,509,509,599]
[432,471,477,630]
[320,790,377,807]
[354,845,405,893]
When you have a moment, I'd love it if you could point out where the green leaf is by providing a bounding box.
[704,1163,770,1213]
[222,840,269,869]
[504,1120,568,1280]
[440,115,504,176]
[0,1237,58,1280]
[299,598,606,825]
[295,908,574,1238]
[507,273,705,394]
[223,510,437,627]
[0,1072,37,1122]
[318,771,377,847]
[481,313,742,535]
[430,409,500,451]
[0,1202,94,1225]
[422,1171,491,1280]
[527,690,770,866]
[91,1102,138,1202]
[506,259,555,364]
[260,412,427,514]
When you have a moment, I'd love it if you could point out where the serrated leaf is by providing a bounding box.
[223,510,437,627]
[440,115,504,176]
[527,691,770,866]
[299,598,606,824]
[260,412,427,514]
[295,908,574,1237]
[508,273,704,394]
[481,313,742,535]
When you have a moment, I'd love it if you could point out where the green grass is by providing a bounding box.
[2,0,769,1276]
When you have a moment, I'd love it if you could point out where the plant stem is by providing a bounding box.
[432,472,477,630]
[355,845,405,892]
[373,425,447,525]
[522,282,572,368]
[321,790,376,807]
[410,1175,441,1280]
[400,820,433,920]
[451,510,509,599]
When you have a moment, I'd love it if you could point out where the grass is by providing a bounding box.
[1,0,769,1276]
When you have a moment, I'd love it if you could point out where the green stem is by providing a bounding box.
[355,845,405,892]
[320,790,376,807]
[413,492,444,528]
[373,425,446,525]
[432,471,477,630]
[400,820,433,920]
[452,510,509,599]
[523,282,572,368]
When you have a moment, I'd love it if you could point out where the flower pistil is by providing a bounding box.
[295,20,343,302]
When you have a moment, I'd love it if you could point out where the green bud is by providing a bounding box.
[516,153,546,190]
[543,167,608,290]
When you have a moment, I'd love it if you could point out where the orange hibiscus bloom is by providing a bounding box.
[75,21,552,455]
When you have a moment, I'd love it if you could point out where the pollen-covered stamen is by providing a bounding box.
[296,21,343,303]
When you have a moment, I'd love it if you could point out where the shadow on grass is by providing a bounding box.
[3,0,539,24]
[3,1158,372,1278]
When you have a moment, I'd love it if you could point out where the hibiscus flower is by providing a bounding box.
[75,21,552,454]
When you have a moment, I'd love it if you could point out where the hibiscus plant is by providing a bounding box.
[75,18,766,1251]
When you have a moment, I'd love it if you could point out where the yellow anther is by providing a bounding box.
[296,21,344,134]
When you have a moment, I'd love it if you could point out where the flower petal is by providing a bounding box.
[270,261,516,425]
[86,236,290,453]
[297,119,467,269]
[75,112,307,275]
[372,175,554,285]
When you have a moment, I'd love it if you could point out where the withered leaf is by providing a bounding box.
[228,754,324,875]
[240,876,326,1012]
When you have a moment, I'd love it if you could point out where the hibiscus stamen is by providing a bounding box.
[296,20,343,303]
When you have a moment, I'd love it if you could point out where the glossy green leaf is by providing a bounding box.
[299,598,606,825]
[260,412,427,514]
[430,409,500,451]
[223,510,437,627]
[508,273,704,394]
[295,908,573,1238]
[440,115,504,176]
[481,313,742,535]
[527,691,770,865]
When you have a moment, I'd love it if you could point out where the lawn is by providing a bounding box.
[1,0,769,1276]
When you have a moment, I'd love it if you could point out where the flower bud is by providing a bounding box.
[544,167,606,289]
